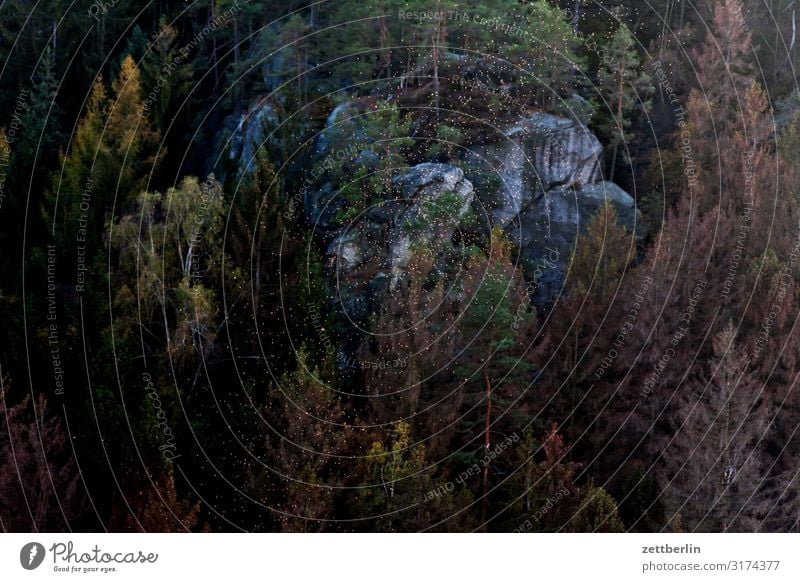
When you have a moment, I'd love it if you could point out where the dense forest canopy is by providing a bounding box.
[2,0,800,532]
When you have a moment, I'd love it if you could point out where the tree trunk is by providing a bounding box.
[481,368,492,524]
[571,0,582,33]
[609,143,620,183]
[234,19,240,67]
[254,218,262,311]
[433,22,440,120]
[609,64,625,182]
[790,10,797,67]
[378,9,391,78]
[210,1,219,87]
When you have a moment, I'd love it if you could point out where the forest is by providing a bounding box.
[1,0,800,533]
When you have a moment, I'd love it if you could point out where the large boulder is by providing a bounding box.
[327,163,474,282]
[305,99,379,231]
[322,162,474,372]
[506,113,603,192]
[315,99,371,157]
[388,163,474,275]
[459,111,642,308]
[464,112,603,228]
[464,137,533,228]
[310,101,641,326]
[509,181,642,307]
[226,98,279,172]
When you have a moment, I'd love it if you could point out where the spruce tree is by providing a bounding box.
[660,323,772,532]
[596,24,652,181]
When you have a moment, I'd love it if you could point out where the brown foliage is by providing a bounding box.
[0,380,86,532]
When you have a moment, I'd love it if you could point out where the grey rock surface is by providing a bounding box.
[326,163,474,283]
[464,112,603,228]
[508,181,642,307]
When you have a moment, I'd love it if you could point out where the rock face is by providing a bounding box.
[462,112,642,308]
[464,112,603,227]
[507,112,603,192]
[305,99,378,231]
[315,99,369,158]
[387,164,474,271]
[306,102,642,319]
[327,163,474,286]
[508,181,640,306]
[225,98,279,175]
[320,162,474,366]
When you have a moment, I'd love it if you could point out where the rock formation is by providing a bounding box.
[463,111,641,306]
[306,103,642,318]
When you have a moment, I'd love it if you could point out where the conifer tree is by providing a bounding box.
[596,24,653,181]
[536,202,635,438]
[48,56,158,255]
[273,350,349,532]
[684,0,754,209]
[13,46,62,180]
[457,228,537,522]
[661,323,772,532]
[0,376,87,531]
[139,21,194,130]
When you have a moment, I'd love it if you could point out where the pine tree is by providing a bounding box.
[47,56,159,254]
[596,24,653,181]
[456,227,537,523]
[45,77,106,246]
[684,0,754,210]
[275,14,310,98]
[568,202,636,300]
[13,46,62,179]
[616,466,666,531]
[324,0,408,83]
[105,55,160,205]
[139,20,194,130]
[535,203,635,438]
[496,0,585,108]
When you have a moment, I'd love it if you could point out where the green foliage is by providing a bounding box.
[405,189,463,233]
[12,46,62,177]
[333,101,414,224]
[450,228,537,514]
[457,228,536,381]
[111,175,225,362]
[322,0,410,82]
[360,421,438,531]
[46,56,160,258]
[594,24,653,178]
[568,202,635,300]
[569,485,626,532]
[428,123,463,160]
[495,1,584,91]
